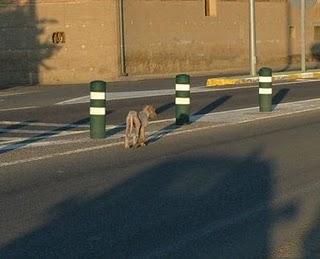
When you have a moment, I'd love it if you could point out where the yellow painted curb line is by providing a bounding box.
[206,71,320,87]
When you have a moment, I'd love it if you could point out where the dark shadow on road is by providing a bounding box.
[272,88,290,110]
[0,150,298,258]
[155,102,175,115]
[0,120,36,136]
[105,123,125,139]
[149,95,231,144]
[192,95,231,119]
[302,208,320,258]
[148,122,183,145]
[0,1,59,90]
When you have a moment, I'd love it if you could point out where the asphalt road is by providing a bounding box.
[1,109,320,258]
[1,79,320,127]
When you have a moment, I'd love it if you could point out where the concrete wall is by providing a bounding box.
[124,0,320,76]
[0,0,119,86]
[1,0,320,86]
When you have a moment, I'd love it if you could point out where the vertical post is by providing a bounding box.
[175,74,190,125]
[90,80,107,138]
[258,67,272,112]
[249,0,257,76]
[301,0,306,72]
[119,0,128,76]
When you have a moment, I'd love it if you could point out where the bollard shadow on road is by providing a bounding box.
[192,95,231,121]
[149,95,231,144]
[0,120,37,136]
[272,88,290,110]
[0,117,90,154]
[0,149,298,258]
[155,102,175,115]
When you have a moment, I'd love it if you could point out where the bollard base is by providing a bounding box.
[176,115,190,125]
[90,116,106,139]
[259,95,272,113]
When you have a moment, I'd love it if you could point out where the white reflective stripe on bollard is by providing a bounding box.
[175,84,190,91]
[90,92,106,100]
[259,76,272,83]
[90,107,106,115]
[175,98,190,105]
[259,88,272,95]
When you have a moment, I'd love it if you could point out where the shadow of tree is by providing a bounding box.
[0,150,297,258]
[0,1,59,89]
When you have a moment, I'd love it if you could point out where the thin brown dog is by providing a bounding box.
[124,105,157,148]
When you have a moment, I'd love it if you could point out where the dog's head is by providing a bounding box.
[143,105,157,120]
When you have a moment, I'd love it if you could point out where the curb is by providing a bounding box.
[206,71,320,87]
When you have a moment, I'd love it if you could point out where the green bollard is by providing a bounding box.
[258,67,272,112]
[175,74,190,125]
[90,80,106,139]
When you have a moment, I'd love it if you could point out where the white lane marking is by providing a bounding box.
[0,136,99,149]
[0,128,88,135]
[273,79,320,85]
[56,79,320,105]
[56,89,175,105]
[0,90,41,97]
[0,141,123,168]
[0,106,37,112]
[0,127,180,150]
[0,121,125,130]
[0,120,169,130]
[0,121,89,128]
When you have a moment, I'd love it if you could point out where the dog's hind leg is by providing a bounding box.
[124,115,132,148]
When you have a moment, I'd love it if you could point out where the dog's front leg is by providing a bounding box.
[133,117,141,148]
[138,125,146,146]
